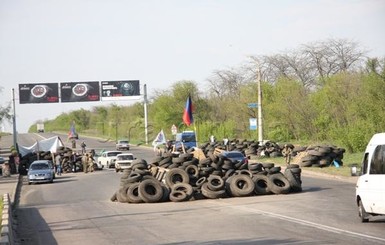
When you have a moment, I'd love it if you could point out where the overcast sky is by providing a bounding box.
[1,0,384,133]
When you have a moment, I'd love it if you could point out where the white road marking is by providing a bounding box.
[217,202,385,243]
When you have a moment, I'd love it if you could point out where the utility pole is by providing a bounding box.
[143,84,148,145]
[12,88,17,148]
[257,64,263,144]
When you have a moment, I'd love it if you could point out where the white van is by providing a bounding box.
[356,133,385,222]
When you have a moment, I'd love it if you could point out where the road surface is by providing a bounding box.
[7,133,385,244]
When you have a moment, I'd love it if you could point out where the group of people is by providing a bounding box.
[54,141,96,175]
[81,153,95,173]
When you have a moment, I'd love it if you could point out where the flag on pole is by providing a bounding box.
[68,122,76,139]
[152,129,167,151]
[182,95,193,126]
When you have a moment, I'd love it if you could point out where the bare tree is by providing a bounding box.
[247,38,367,88]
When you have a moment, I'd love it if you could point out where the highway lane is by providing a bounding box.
[5,133,385,244]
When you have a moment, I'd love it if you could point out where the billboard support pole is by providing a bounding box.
[144,84,148,145]
[12,88,17,148]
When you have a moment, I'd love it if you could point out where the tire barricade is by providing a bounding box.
[111,152,302,204]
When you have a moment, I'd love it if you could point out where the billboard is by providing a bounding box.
[101,80,140,101]
[60,81,100,102]
[19,83,59,104]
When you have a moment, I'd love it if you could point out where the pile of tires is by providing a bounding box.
[199,139,284,160]
[293,145,345,167]
[111,153,302,204]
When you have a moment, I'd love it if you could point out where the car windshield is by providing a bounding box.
[31,163,49,170]
[225,152,244,158]
[118,155,134,160]
[107,152,122,157]
[119,141,129,144]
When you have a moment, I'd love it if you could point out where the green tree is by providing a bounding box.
[0,88,12,130]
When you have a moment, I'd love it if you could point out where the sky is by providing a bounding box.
[0,0,384,133]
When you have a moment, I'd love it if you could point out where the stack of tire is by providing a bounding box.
[111,153,302,204]
[293,145,345,167]
[200,139,283,160]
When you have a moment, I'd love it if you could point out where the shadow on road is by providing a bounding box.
[302,186,331,192]
[15,207,58,245]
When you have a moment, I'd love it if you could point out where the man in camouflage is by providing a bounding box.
[82,153,88,173]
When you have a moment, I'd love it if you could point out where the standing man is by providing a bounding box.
[87,154,94,173]
[82,153,88,173]
[282,144,294,165]
[81,141,87,154]
[55,153,62,176]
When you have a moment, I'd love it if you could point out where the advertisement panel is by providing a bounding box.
[60,81,100,102]
[19,83,59,104]
[101,80,140,101]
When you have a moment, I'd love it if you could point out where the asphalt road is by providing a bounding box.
[9,133,385,244]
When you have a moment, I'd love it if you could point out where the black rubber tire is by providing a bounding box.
[126,182,143,203]
[300,160,313,167]
[262,163,275,169]
[138,179,164,203]
[195,177,207,188]
[267,166,281,175]
[268,173,291,194]
[117,187,129,203]
[253,174,272,195]
[165,168,190,188]
[248,163,263,171]
[228,174,255,197]
[201,183,227,199]
[207,175,225,191]
[284,169,302,192]
[127,172,142,183]
[169,190,188,202]
[185,165,199,179]
[236,169,253,178]
[160,183,170,202]
[358,200,369,223]
[286,164,300,169]
[171,183,193,199]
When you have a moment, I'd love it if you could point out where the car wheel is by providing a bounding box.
[358,200,369,223]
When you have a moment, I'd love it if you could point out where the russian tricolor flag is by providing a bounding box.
[183,95,193,126]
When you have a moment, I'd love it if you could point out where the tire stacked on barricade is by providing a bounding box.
[293,145,345,168]
[111,149,303,204]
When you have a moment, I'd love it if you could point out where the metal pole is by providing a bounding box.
[12,88,17,148]
[257,65,263,144]
[143,84,148,145]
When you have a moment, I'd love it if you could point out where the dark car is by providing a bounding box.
[220,151,248,164]
[27,160,55,184]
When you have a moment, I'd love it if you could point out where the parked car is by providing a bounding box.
[219,151,248,164]
[356,132,385,222]
[115,153,136,172]
[97,151,122,169]
[27,160,55,185]
[116,140,130,151]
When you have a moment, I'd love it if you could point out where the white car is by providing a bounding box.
[97,151,122,169]
[356,133,385,222]
[114,153,136,172]
[116,140,130,150]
